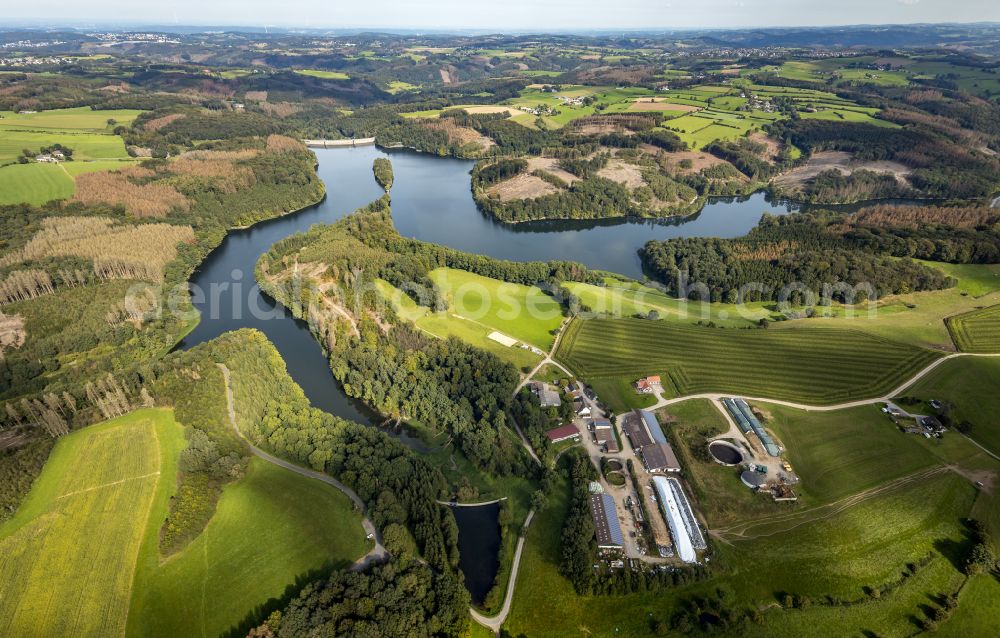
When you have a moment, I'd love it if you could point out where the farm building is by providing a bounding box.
[589,492,624,550]
[640,410,668,444]
[722,398,781,456]
[652,476,704,563]
[623,409,680,472]
[622,414,653,449]
[640,442,681,473]
[634,375,662,394]
[592,419,620,453]
[530,382,561,408]
[546,423,580,443]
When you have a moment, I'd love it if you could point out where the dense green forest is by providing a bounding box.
[263,561,470,638]
[640,211,963,303]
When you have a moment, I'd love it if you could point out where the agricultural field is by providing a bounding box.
[293,69,350,79]
[556,316,941,410]
[0,129,131,164]
[947,304,1000,353]
[903,356,1000,457]
[375,276,544,370]
[0,410,183,638]
[0,107,142,133]
[0,408,369,638]
[919,261,1000,297]
[128,456,369,638]
[429,267,564,350]
[0,106,140,204]
[760,403,938,500]
[0,162,75,205]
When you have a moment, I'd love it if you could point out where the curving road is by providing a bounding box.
[216,363,387,571]
[641,352,1000,415]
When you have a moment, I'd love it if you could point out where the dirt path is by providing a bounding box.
[216,363,386,570]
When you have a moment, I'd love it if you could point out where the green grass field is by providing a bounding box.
[0,408,369,638]
[0,129,131,164]
[429,268,564,350]
[947,304,1000,353]
[128,456,369,638]
[557,317,940,410]
[293,69,350,80]
[903,355,1000,457]
[0,107,142,132]
[376,276,545,370]
[0,410,183,638]
[0,158,140,205]
[921,261,1000,297]
[761,403,938,501]
[0,162,75,205]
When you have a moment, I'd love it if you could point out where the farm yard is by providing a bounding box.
[0,409,369,638]
[556,316,941,410]
[506,437,984,638]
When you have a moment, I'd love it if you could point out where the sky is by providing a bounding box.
[4,0,999,31]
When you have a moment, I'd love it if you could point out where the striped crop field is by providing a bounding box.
[947,303,1000,353]
[556,317,941,405]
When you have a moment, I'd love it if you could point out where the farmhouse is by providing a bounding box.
[546,423,580,443]
[634,375,662,394]
[35,154,57,163]
[589,492,624,550]
[530,381,561,408]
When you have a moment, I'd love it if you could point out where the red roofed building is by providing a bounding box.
[546,424,580,443]
[634,375,662,394]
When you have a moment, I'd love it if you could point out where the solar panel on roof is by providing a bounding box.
[601,493,625,547]
[640,410,667,444]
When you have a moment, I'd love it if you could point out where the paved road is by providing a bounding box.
[469,509,536,634]
[641,352,1000,414]
[216,363,387,571]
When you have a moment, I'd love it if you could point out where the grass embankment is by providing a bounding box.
[0,408,369,638]
[557,316,940,412]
